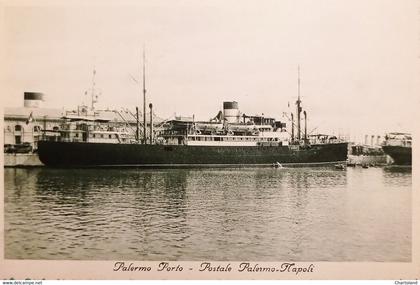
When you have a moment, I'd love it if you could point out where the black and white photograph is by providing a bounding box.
[1,0,418,281]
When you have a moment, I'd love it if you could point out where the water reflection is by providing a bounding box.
[4,166,410,261]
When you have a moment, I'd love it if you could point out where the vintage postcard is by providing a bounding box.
[0,0,419,281]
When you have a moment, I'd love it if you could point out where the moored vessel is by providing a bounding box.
[37,98,348,167]
[382,132,412,165]
[37,63,348,167]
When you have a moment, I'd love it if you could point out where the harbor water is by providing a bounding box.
[4,166,411,261]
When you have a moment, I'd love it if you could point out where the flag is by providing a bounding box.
[26,111,34,125]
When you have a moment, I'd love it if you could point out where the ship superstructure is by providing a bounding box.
[161,101,289,147]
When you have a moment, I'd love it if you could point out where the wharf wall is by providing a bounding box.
[4,153,43,167]
[348,154,392,165]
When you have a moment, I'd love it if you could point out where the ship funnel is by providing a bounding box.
[24,92,44,108]
[223,101,240,123]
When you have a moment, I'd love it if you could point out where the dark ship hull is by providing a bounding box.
[38,140,348,167]
[382,145,412,165]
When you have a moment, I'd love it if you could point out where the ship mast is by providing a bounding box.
[90,68,98,111]
[296,65,302,141]
[142,48,147,144]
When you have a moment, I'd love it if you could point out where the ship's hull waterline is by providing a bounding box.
[38,141,348,167]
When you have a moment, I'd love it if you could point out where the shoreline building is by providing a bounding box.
[4,92,163,166]
[4,92,64,166]
[4,92,64,151]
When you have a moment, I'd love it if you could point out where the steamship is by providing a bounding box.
[37,99,348,167]
[382,132,412,165]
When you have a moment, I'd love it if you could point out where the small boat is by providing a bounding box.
[335,164,346,170]
[272,162,284,168]
[346,162,356,167]
[362,164,369,169]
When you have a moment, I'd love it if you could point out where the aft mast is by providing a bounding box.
[296,65,302,141]
[143,47,147,144]
[90,68,99,111]
[80,67,100,115]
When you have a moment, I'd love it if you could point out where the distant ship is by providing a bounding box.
[382,132,412,165]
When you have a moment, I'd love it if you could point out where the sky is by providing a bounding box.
[1,0,419,141]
